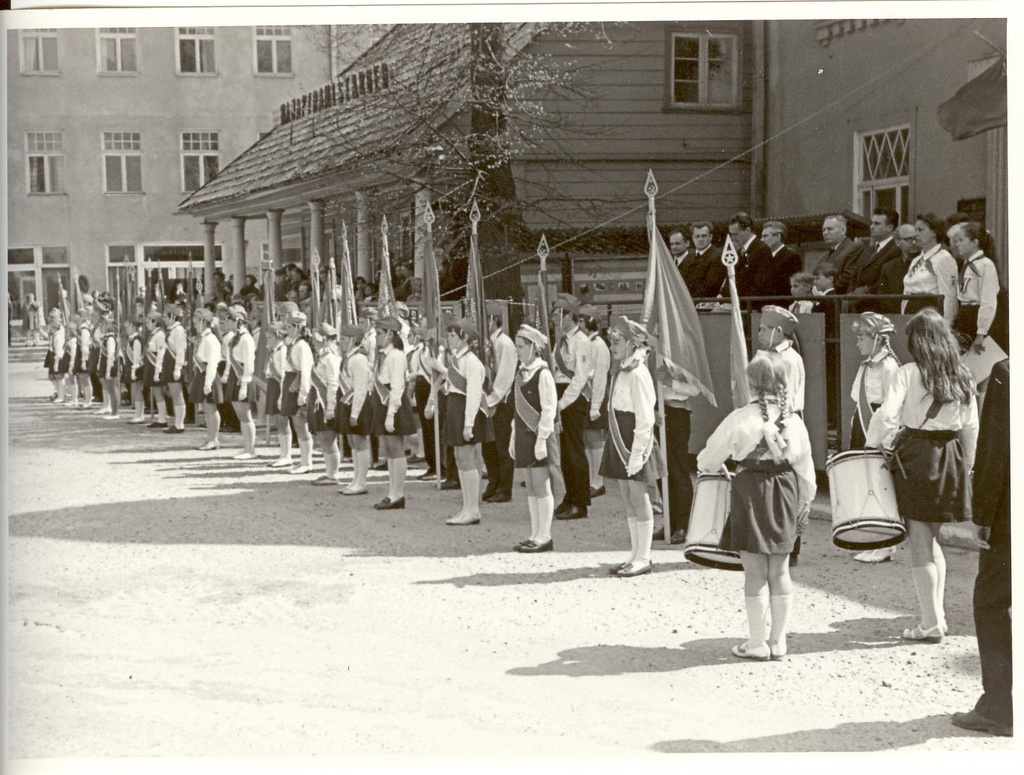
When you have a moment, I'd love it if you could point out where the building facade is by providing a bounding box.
[7,25,333,322]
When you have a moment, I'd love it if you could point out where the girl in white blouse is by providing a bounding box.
[865,308,978,643]
[697,351,816,661]
[950,221,999,354]
[337,323,373,495]
[190,309,222,451]
[599,317,660,578]
[280,311,314,475]
[265,322,293,468]
[309,323,343,485]
[226,306,257,460]
[370,317,415,510]
[902,213,958,324]
[125,318,147,424]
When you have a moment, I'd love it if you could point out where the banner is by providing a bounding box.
[721,235,751,408]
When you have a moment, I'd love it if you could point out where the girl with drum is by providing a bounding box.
[189,309,223,450]
[441,319,492,524]
[225,306,258,460]
[697,351,816,660]
[125,318,148,424]
[145,312,170,429]
[265,321,293,468]
[371,317,416,510]
[336,322,373,496]
[280,311,315,475]
[509,325,558,553]
[599,317,660,577]
[865,308,978,643]
[309,323,343,485]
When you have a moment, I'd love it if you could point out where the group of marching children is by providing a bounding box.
[41,287,978,661]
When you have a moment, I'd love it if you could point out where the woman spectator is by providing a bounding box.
[902,213,958,324]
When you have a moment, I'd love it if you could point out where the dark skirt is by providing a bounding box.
[56,351,71,376]
[336,396,372,436]
[307,388,338,434]
[86,345,101,376]
[279,372,301,417]
[370,389,417,437]
[725,459,799,555]
[44,349,55,370]
[99,352,119,379]
[952,304,980,350]
[187,368,223,404]
[157,350,181,384]
[891,428,972,523]
[598,410,660,485]
[265,377,282,415]
[224,370,257,406]
[73,347,87,375]
[442,391,493,446]
[513,417,547,469]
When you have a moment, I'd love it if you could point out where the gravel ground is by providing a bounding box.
[3,360,1014,771]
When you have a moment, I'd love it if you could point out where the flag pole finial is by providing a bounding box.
[470,199,481,231]
[644,169,658,199]
[380,214,389,235]
[424,201,435,226]
[341,220,348,242]
[537,234,550,273]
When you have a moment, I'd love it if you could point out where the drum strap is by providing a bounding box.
[890,398,943,478]
[857,365,874,440]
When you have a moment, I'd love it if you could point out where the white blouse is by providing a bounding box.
[958,251,999,336]
[609,350,656,471]
[446,345,486,429]
[902,244,959,323]
[377,345,407,417]
[850,351,899,405]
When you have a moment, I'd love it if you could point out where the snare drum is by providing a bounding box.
[682,473,742,571]
[826,450,906,550]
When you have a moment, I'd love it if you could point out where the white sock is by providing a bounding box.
[390,456,407,500]
[536,490,554,543]
[636,519,653,565]
[626,518,639,564]
[324,451,339,479]
[299,438,313,468]
[242,420,256,454]
[527,496,539,542]
[769,595,793,653]
[744,593,770,649]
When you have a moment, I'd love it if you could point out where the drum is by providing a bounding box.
[826,450,906,550]
[682,473,742,571]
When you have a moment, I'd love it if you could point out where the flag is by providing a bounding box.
[377,216,398,320]
[640,216,716,406]
[465,200,487,358]
[721,235,751,408]
[937,55,1006,141]
[338,222,358,327]
[56,274,71,325]
[421,204,442,351]
[309,249,322,327]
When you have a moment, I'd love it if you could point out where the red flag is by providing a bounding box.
[640,217,716,406]
[376,216,398,320]
[938,55,1006,141]
[721,235,751,408]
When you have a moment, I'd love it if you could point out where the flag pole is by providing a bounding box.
[644,171,672,545]
[424,202,442,490]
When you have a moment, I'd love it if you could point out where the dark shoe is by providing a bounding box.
[607,561,630,575]
[555,505,587,521]
[148,421,168,429]
[418,468,437,481]
[373,496,405,511]
[951,709,1013,737]
[409,455,426,465]
[440,479,461,491]
[488,493,511,503]
[481,487,498,502]
[615,561,653,577]
[163,427,185,434]
[670,529,688,545]
[589,485,606,499]
[513,538,534,551]
[372,461,388,471]
[519,538,553,553]
[652,526,665,541]
[554,500,572,517]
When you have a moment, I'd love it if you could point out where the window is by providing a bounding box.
[42,246,69,265]
[103,132,143,193]
[26,132,64,194]
[8,248,35,265]
[98,28,138,73]
[856,125,911,225]
[255,26,292,74]
[181,132,219,192]
[20,29,59,74]
[669,31,738,108]
[177,27,216,74]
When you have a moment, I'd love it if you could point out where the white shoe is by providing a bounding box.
[289,465,313,475]
[854,547,895,563]
[126,417,148,424]
[233,452,255,461]
[92,408,111,415]
[102,414,121,420]
[269,457,293,468]
[198,441,220,451]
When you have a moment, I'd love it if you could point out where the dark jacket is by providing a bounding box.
[972,358,1010,540]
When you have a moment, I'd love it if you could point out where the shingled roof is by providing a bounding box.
[177,24,477,217]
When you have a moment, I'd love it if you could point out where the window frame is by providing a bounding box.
[853,123,912,226]
[25,131,65,195]
[254,25,294,76]
[97,28,139,75]
[665,28,741,111]
[19,29,60,75]
[180,131,221,193]
[176,27,217,76]
[102,131,144,194]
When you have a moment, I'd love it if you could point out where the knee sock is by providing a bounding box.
[298,438,313,468]
[279,424,293,460]
[460,467,479,515]
[769,595,793,652]
[324,451,339,479]
[744,593,770,648]
[242,419,256,454]
[173,398,185,429]
[156,395,168,423]
[354,447,370,488]
[636,518,653,566]
[527,496,539,542]
[911,564,941,630]
[390,456,408,500]
[587,449,603,489]
[933,546,947,626]
[536,491,554,543]
[626,518,639,564]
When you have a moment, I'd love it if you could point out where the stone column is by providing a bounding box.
[202,221,217,300]
[267,209,284,271]
[355,191,372,282]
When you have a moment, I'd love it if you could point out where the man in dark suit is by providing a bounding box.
[818,214,867,294]
[952,358,1012,737]
[759,220,805,297]
[848,208,902,293]
[727,212,776,309]
[687,220,724,300]
[870,223,920,314]
[669,228,700,292]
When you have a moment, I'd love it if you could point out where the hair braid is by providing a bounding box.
[758,393,770,424]
[880,334,900,366]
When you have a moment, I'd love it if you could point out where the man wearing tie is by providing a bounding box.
[727,212,776,308]
[818,214,867,294]
[839,208,902,307]
[552,293,593,521]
